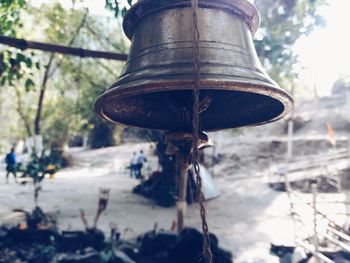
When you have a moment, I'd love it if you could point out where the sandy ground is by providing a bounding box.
[2,143,337,263]
[0,141,297,263]
[1,121,349,262]
[0,174,292,262]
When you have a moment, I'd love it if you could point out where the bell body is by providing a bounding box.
[94,0,293,131]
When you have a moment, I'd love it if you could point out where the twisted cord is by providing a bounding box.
[191,0,213,262]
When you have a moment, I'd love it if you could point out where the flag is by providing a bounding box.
[326,123,336,146]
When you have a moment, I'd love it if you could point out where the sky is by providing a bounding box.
[30,0,350,97]
[294,0,350,96]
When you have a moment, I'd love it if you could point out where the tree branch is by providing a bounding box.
[14,86,33,137]
[34,54,54,135]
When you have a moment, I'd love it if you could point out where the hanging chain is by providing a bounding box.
[191,0,213,262]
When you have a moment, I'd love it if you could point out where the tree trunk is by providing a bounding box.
[14,86,33,137]
[33,11,88,136]
[34,54,54,135]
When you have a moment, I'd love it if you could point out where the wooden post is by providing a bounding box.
[166,132,209,233]
[346,90,350,122]
[177,150,189,233]
[287,81,295,161]
[311,183,319,263]
[348,136,350,167]
[285,173,298,244]
[287,119,294,160]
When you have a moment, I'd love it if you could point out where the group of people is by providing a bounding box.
[5,147,148,183]
[130,150,147,179]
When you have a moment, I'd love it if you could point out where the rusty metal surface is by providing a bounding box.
[123,0,260,38]
[94,0,293,132]
[166,131,209,151]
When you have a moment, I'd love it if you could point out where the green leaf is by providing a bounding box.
[25,57,32,68]
[25,78,35,91]
[0,76,6,86]
[16,53,26,62]
[121,7,127,17]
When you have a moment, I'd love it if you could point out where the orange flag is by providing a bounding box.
[326,123,336,146]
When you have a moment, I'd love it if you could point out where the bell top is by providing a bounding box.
[123,0,260,39]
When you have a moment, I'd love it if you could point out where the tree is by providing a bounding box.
[0,0,38,141]
[31,3,89,136]
[0,1,128,150]
[105,0,133,17]
[253,0,327,89]
[332,75,350,95]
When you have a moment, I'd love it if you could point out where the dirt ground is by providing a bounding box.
[0,141,296,263]
[0,94,349,262]
[0,144,349,262]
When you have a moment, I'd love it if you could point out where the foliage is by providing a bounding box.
[0,1,126,149]
[0,0,38,143]
[253,0,327,88]
[0,50,38,90]
[33,2,126,147]
[22,152,59,206]
[105,0,132,17]
[332,75,350,94]
[0,0,26,36]
[0,0,38,92]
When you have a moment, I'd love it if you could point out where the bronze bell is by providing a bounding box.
[94,0,293,132]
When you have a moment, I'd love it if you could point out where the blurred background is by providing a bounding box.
[0,0,350,262]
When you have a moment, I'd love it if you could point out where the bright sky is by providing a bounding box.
[30,0,350,96]
[294,0,350,96]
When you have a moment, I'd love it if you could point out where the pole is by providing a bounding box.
[285,173,298,244]
[287,81,295,161]
[348,136,350,167]
[312,183,319,263]
[287,120,294,160]
[346,90,350,122]
[166,132,209,233]
[177,149,190,233]
[0,35,128,61]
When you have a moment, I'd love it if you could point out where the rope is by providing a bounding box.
[191,0,213,262]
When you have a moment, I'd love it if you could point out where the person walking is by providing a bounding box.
[130,152,138,178]
[136,150,147,179]
[5,147,17,183]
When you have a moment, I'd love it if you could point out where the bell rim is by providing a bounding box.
[123,0,260,39]
[94,81,293,132]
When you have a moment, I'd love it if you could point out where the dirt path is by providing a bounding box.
[0,165,292,263]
